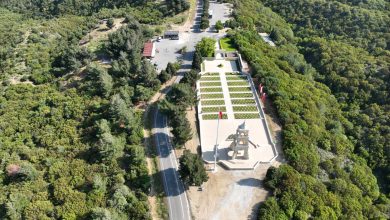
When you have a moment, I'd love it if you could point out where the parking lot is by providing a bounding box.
[151,1,232,72]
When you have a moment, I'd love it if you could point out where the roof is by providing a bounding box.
[164,30,179,35]
[142,41,155,57]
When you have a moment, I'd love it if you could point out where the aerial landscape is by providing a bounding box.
[0,0,389,219]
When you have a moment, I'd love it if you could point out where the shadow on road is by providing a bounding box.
[155,167,186,197]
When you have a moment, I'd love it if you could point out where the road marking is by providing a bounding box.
[163,116,191,220]
[154,109,174,220]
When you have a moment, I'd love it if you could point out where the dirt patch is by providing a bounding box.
[187,164,271,220]
[81,18,126,49]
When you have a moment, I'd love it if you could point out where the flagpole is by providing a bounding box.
[214,108,221,172]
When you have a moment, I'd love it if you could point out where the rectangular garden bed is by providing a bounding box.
[233,105,258,112]
[201,99,225,106]
[202,106,227,113]
[229,93,253,98]
[234,113,260,119]
[228,87,252,92]
[227,81,250,86]
[203,114,228,120]
[231,99,256,105]
[200,77,220,81]
[200,82,222,87]
[201,93,224,99]
[200,87,223,93]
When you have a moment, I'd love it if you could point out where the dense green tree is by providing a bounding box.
[196,37,216,57]
[192,51,203,70]
[182,69,200,87]
[106,18,115,29]
[178,150,208,186]
[84,63,113,97]
[167,83,196,108]
[215,20,224,32]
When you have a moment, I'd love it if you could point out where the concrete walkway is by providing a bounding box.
[219,72,234,120]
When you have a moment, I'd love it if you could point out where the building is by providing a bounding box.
[163,30,179,40]
[142,41,156,58]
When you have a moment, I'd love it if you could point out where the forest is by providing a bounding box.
[0,0,188,219]
[227,0,389,219]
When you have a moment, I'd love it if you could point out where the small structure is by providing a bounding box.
[229,123,250,160]
[142,41,156,58]
[164,30,179,40]
[208,10,213,18]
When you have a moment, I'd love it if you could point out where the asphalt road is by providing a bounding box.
[154,110,191,220]
[151,1,232,220]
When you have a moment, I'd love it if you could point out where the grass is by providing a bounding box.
[200,87,223,93]
[203,114,228,120]
[231,99,256,105]
[226,72,241,75]
[220,37,236,52]
[233,105,258,112]
[202,106,226,113]
[228,87,252,92]
[201,93,224,99]
[227,81,249,86]
[229,93,253,98]
[200,77,220,81]
[201,99,225,106]
[234,113,260,119]
[200,81,222,87]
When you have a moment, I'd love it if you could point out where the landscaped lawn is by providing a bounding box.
[200,87,223,93]
[227,81,249,86]
[220,37,236,52]
[233,105,258,112]
[200,76,220,81]
[203,114,228,120]
[201,99,225,105]
[202,106,227,113]
[200,81,222,87]
[228,87,252,92]
[201,93,224,99]
[231,99,256,105]
[234,113,260,119]
[229,93,253,98]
